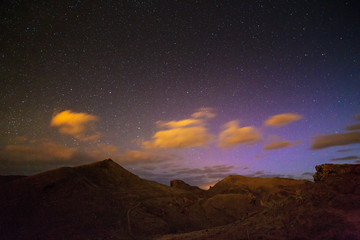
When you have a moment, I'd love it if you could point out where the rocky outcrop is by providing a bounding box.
[313,164,360,195]
[313,164,360,182]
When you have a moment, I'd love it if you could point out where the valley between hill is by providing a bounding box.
[0,159,359,240]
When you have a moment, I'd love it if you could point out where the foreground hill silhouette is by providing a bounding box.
[0,160,359,240]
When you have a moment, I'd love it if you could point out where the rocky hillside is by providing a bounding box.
[0,160,359,240]
[159,164,360,240]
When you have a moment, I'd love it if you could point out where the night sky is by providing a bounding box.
[1,0,360,188]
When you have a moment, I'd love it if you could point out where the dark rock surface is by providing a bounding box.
[1,160,359,240]
[313,164,360,195]
[313,163,360,182]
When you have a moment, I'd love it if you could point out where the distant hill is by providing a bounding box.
[0,159,359,240]
[0,175,26,185]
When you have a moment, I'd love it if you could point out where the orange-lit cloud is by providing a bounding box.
[218,121,262,148]
[310,132,360,149]
[50,110,100,141]
[143,110,214,149]
[4,142,78,161]
[264,140,300,150]
[124,150,156,162]
[157,118,204,128]
[346,124,360,131]
[143,127,213,149]
[121,150,173,164]
[191,107,216,119]
[265,113,303,127]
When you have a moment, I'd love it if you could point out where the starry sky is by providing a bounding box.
[1,0,360,188]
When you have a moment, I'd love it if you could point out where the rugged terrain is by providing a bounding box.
[0,160,359,240]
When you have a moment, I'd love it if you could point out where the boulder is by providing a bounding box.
[313,164,360,182]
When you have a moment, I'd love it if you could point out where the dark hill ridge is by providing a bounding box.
[209,174,311,197]
[0,159,197,240]
[170,179,206,195]
[0,160,359,240]
[0,175,26,185]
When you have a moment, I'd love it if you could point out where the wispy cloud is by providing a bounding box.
[264,113,302,127]
[3,136,121,167]
[191,107,216,119]
[310,132,360,149]
[156,119,204,128]
[175,164,235,175]
[120,150,174,164]
[218,121,262,148]
[346,124,360,131]
[331,156,359,161]
[264,140,300,150]
[3,141,78,162]
[337,149,354,153]
[51,110,100,141]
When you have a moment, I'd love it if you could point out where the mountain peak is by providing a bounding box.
[73,159,142,186]
[81,158,117,168]
[76,159,133,175]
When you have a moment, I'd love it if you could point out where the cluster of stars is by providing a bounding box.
[0,1,359,186]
